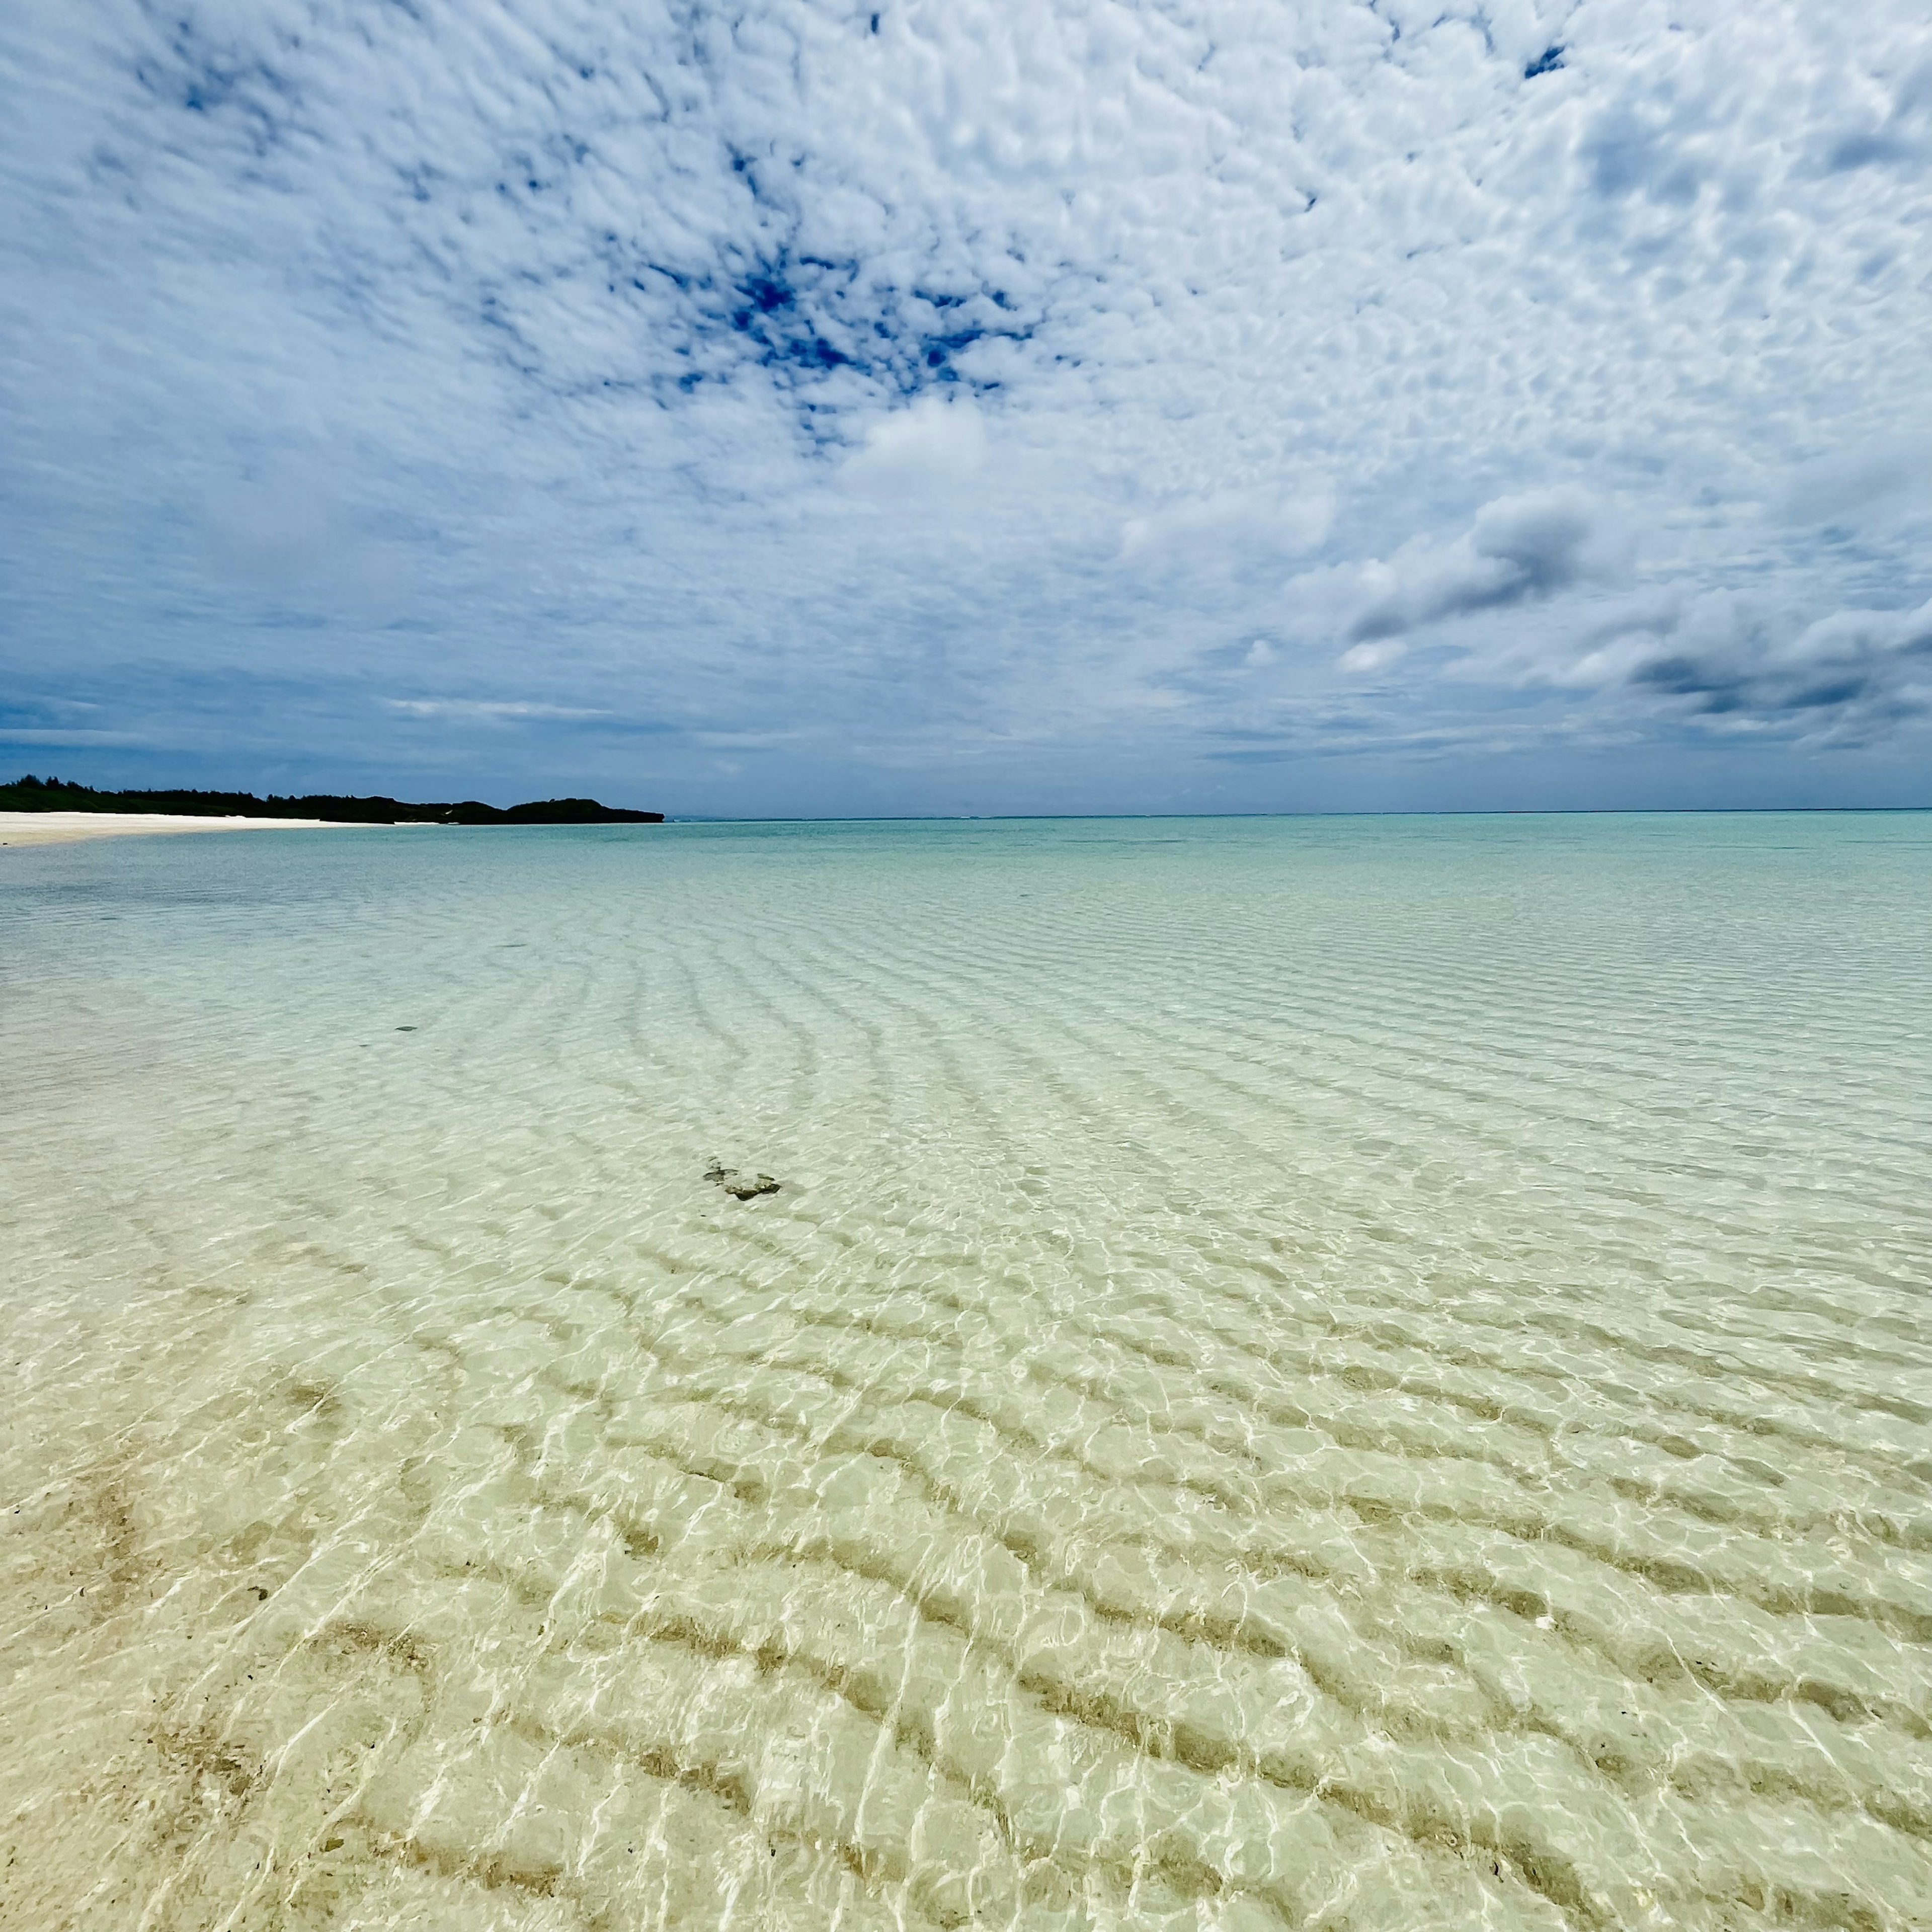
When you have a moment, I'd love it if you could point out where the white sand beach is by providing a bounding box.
[0,811,349,847]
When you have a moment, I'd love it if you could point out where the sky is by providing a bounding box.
[3,1,1929,816]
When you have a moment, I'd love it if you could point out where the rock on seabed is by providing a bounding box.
[704,1162,781,1200]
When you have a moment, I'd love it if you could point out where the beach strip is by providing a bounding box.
[0,812,358,848]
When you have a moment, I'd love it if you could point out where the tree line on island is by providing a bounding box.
[1,775,663,825]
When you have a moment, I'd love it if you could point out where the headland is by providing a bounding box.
[1,773,663,845]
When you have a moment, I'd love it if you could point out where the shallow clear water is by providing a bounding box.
[3,814,1929,1932]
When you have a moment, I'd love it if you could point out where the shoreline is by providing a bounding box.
[0,811,358,848]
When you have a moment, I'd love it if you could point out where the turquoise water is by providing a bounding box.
[3,814,1929,1930]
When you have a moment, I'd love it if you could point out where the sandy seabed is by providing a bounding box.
[3,815,1928,1931]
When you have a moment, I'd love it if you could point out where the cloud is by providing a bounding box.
[1457,588,1932,750]
[2,1,1930,810]
[1121,491,1333,563]
[1337,640,1404,676]
[1615,595,1932,740]
[842,396,989,493]
[382,700,613,721]
[1780,434,1932,528]
[1315,489,1621,646]
[1812,54,1932,174]
[0,729,154,748]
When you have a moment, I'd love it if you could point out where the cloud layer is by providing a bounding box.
[3,1,1929,811]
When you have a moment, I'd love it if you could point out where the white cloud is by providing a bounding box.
[1780,433,1932,529]
[844,397,989,489]
[2,0,1929,808]
[1120,491,1333,562]
[383,700,611,721]
[1337,640,1405,676]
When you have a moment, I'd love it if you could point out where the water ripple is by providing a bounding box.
[3,815,1928,1929]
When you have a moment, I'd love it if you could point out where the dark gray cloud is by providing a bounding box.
[2,0,1929,813]
[1344,490,1607,643]
[1617,596,1932,742]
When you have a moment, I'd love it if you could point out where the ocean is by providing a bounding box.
[3,813,1928,1930]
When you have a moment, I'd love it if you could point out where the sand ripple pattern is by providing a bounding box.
[3,815,1930,1930]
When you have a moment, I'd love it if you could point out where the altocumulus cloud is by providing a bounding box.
[2,0,1929,811]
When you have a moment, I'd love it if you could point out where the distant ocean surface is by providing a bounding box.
[4,813,1929,1932]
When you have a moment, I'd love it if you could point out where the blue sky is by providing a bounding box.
[3,1,1928,815]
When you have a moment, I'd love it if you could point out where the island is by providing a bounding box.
[1,775,663,825]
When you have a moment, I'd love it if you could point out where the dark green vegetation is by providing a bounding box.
[2,775,663,825]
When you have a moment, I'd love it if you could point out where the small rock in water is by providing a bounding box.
[705,1161,780,1200]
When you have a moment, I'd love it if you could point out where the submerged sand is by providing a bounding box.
[0,811,350,847]
[3,815,1928,1931]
